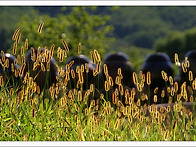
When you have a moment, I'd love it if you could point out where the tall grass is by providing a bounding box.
[0,25,196,141]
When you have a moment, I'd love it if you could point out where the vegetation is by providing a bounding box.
[14,7,114,60]
[154,27,196,61]
[0,20,196,141]
[1,6,196,141]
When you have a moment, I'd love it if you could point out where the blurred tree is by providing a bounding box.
[10,7,114,66]
[0,6,34,51]
[154,27,196,61]
[154,31,185,61]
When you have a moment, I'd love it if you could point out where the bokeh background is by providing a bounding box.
[1,6,196,74]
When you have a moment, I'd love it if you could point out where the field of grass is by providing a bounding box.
[0,24,196,141]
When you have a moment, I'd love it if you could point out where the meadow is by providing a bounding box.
[0,23,196,141]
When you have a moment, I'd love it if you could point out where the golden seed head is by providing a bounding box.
[41,62,46,71]
[137,83,143,92]
[112,91,118,104]
[146,71,151,85]
[104,81,110,91]
[133,72,138,84]
[169,76,173,85]
[93,69,98,77]
[189,70,193,81]
[118,84,124,95]
[12,28,20,40]
[153,95,157,103]
[117,68,122,75]
[90,84,94,93]
[139,71,143,79]
[154,87,158,94]
[115,76,121,85]
[192,78,196,90]
[62,39,69,52]
[0,75,4,86]
[78,42,82,54]
[13,42,17,55]
[90,51,96,64]
[187,86,193,95]
[85,63,89,73]
[161,90,165,98]
[109,76,114,87]
[174,53,180,66]
[38,22,44,33]
[182,62,187,73]
[25,39,28,49]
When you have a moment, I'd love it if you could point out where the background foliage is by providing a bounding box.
[1,6,196,72]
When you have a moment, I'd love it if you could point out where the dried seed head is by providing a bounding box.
[161,70,168,81]
[85,63,89,73]
[78,90,82,101]
[0,75,4,86]
[16,32,21,44]
[12,28,20,40]
[13,42,17,55]
[118,68,122,75]
[38,22,44,33]
[139,71,143,79]
[154,87,158,94]
[189,71,193,81]
[182,62,187,73]
[174,82,178,92]
[185,57,190,68]
[25,39,28,49]
[187,86,193,95]
[81,65,84,73]
[96,61,101,73]
[137,83,143,92]
[115,76,121,85]
[169,76,173,85]
[71,69,75,79]
[142,74,145,82]
[109,76,114,87]
[62,39,69,52]
[112,91,118,104]
[153,95,157,103]
[90,84,94,93]
[104,81,110,91]
[146,71,151,85]
[78,42,82,54]
[90,51,96,64]
[46,61,50,71]
[174,53,180,66]
[103,64,108,75]
[133,72,138,84]
[190,95,194,102]
[161,90,165,98]
[93,69,98,77]
[93,49,101,62]
[41,62,46,71]
[119,84,124,95]
[136,99,141,106]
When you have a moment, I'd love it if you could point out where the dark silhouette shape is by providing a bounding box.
[24,48,58,91]
[102,52,135,88]
[0,53,21,89]
[140,52,174,105]
[175,50,196,101]
[65,55,96,90]
[176,50,196,85]
[100,52,135,105]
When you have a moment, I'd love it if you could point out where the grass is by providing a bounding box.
[0,26,196,141]
[0,79,195,141]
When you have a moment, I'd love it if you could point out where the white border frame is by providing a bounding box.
[0,1,196,146]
